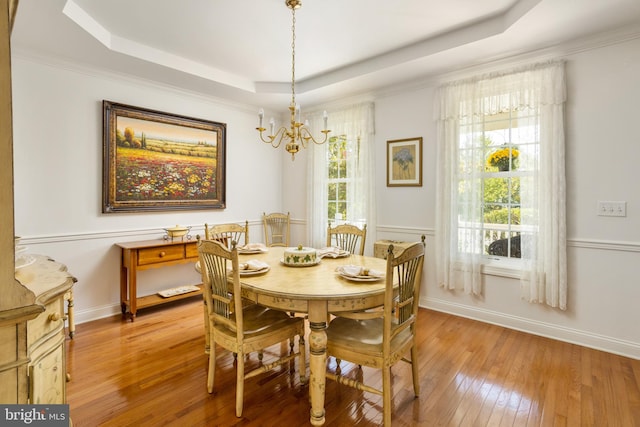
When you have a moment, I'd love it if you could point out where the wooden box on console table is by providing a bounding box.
[373,240,416,260]
[116,239,201,321]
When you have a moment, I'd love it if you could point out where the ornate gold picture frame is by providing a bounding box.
[102,101,226,212]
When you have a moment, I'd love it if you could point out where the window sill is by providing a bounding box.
[481,258,522,279]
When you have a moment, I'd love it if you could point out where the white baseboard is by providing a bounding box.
[421,296,640,360]
[73,304,123,325]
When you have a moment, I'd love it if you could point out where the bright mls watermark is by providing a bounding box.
[0,405,69,426]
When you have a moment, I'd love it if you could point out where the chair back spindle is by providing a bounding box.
[263,212,290,247]
[327,223,367,255]
[204,221,249,249]
[198,239,241,332]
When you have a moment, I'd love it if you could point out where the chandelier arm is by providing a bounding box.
[299,126,331,145]
[257,126,288,148]
[272,127,290,149]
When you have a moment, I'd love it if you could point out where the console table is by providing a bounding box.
[116,239,201,321]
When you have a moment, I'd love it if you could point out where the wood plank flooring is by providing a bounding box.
[66,298,640,426]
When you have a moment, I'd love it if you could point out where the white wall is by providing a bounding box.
[11,55,286,321]
[285,37,640,359]
[12,36,640,359]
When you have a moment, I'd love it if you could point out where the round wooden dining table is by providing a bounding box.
[236,246,388,426]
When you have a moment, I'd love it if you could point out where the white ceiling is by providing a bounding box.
[11,0,640,110]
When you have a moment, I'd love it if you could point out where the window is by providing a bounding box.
[307,102,375,250]
[459,107,539,260]
[326,135,355,226]
[435,62,567,308]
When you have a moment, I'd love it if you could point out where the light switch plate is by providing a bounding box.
[597,201,627,217]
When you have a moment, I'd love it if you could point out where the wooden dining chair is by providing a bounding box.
[201,221,250,350]
[205,221,249,248]
[262,212,290,247]
[325,241,425,427]
[326,223,367,255]
[197,238,306,418]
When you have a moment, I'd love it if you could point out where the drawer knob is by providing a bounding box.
[159,251,166,257]
[48,312,61,322]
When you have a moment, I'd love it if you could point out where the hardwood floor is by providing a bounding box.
[66,298,640,426]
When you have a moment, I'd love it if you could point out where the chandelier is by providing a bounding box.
[256,0,330,160]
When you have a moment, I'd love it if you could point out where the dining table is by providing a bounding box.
[234,246,389,426]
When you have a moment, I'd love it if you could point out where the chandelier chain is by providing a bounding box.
[291,8,296,106]
[255,1,330,160]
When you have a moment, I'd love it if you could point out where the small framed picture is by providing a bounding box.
[386,137,422,187]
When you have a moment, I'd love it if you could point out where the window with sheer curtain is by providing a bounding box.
[326,134,358,227]
[434,61,567,309]
[306,102,376,251]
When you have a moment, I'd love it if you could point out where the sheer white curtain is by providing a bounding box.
[306,102,376,251]
[434,61,567,309]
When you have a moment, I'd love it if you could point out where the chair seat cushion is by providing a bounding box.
[240,305,300,334]
[215,305,301,337]
[326,316,412,356]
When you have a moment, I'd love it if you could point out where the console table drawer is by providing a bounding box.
[138,245,185,265]
[185,243,199,259]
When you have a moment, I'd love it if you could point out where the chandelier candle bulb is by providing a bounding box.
[323,110,328,129]
[270,117,275,135]
[258,108,264,128]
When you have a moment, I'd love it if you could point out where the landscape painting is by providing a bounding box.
[102,101,226,212]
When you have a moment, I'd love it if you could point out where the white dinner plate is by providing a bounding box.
[239,267,270,276]
[319,251,350,259]
[238,249,268,254]
[238,244,269,254]
[335,265,384,282]
[337,272,385,282]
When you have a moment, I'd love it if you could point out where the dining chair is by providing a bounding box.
[205,221,249,248]
[201,221,250,350]
[325,241,425,427]
[326,223,367,255]
[262,212,290,247]
[197,238,306,418]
